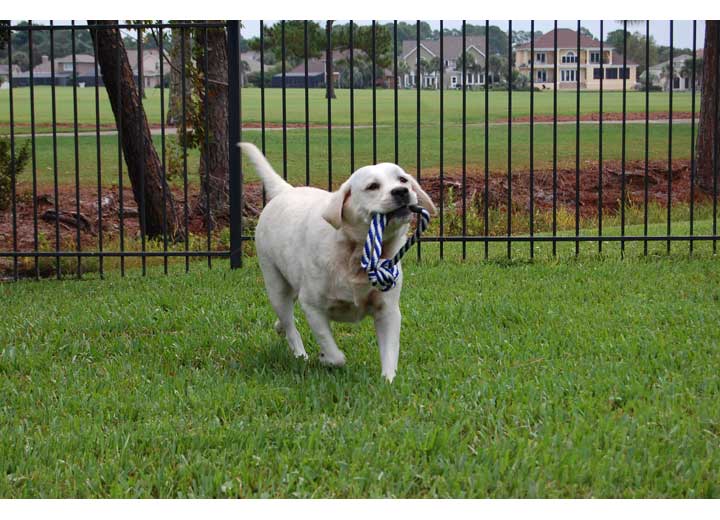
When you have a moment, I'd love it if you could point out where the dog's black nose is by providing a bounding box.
[391,187,410,203]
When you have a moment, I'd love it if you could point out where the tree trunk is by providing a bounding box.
[197,25,229,221]
[325,20,336,99]
[88,20,181,240]
[167,27,193,128]
[696,20,719,193]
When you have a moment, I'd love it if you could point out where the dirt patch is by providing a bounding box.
[422,159,705,219]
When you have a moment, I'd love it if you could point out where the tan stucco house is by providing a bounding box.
[515,28,637,91]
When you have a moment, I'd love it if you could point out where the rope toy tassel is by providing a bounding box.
[360,205,431,292]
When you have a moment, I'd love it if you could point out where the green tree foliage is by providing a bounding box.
[605,29,659,76]
[247,21,325,68]
[0,136,30,211]
[0,21,95,71]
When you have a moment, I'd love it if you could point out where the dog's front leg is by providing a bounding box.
[300,302,347,367]
[374,306,402,382]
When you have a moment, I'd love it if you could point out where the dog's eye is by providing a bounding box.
[399,177,409,184]
[365,182,380,191]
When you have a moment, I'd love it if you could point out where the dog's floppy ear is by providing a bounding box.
[407,175,437,215]
[322,180,351,229]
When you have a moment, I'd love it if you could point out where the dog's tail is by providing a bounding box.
[237,142,292,200]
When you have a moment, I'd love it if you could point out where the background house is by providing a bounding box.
[515,28,637,90]
[646,52,701,91]
[401,36,489,89]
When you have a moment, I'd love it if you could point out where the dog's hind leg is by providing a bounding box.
[300,302,347,367]
[261,263,307,360]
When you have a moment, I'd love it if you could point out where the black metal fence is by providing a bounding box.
[0,20,718,281]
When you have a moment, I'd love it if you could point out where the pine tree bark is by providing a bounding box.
[197,25,229,221]
[167,27,193,128]
[696,20,719,193]
[325,20,336,99]
[88,20,181,239]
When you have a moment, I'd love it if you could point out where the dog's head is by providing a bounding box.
[321,163,436,236]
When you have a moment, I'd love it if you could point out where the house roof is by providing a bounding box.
[288,49,365,75]
[55,54,96,64]
[401,36,488,61]
[515,28,601,50]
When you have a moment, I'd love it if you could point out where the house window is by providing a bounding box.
[467,73,472,84]
[606,68,618,79]
[63,63,74,72]
[451,76,457,86]
[593,68,602,79]
[479,73,485,84]
[619,67,630,79]
[535,52,546,63]
[562,51,577,64]
[537,70,547,82]
[590,52,601,64]
[560,69,577,82]
[673,77,680,89]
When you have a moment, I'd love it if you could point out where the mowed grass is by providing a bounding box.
[0,86,700,132]
[1,218,719,497]
[9,121,696,190]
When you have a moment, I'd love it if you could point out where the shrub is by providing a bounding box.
[0,135,30,211]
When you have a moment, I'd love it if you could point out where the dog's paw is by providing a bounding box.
[382,370,396,383]
[319,350,347,368]
[274,319,284,335]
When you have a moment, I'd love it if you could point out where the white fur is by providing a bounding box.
[239,142,436,382]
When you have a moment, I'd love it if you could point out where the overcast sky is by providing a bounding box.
[241,20,705,50]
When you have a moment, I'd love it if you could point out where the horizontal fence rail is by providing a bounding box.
[0,19,718,280]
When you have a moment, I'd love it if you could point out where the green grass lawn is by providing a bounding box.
[8,121,695,190]
[0,86,700,133]
[1,219,719,497]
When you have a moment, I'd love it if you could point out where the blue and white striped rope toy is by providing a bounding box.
[360,205,431,292]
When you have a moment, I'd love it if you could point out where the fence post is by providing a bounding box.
[227,20,243,268]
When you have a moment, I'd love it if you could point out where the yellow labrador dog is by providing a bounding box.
[239,143,436,382]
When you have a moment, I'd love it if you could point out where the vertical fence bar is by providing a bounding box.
[530,21,535,259]
[644,20,650,256]
[116,24,126,276]
[621,21,627,256]
[507,20,512,260]
[667,21,674,254]
[29,21,39,279]
[281,20,287,180]
[439,20,444,260]
[484,19,489,260]
[372,20,377,164]
[158,25,168,274]
[7,25,18,280]
[689,21,697,254]
[416,20,422,261]
[228,20,243,269]
[575,20,580,256]
[181,27,190,272]
[72,21,82,278]
[304,20,310,186]
[94,27,104,277]
[552,21,557,256]
[137,28,147,275]
[203,27,212,268]
[598,20,604,254]
[461,20,467,260]
[326,21,333,192]
[260,21,266,205]
[714,25,719,254]
[350,20,355,173]
[51,21,61,278]
[393,21,399,165]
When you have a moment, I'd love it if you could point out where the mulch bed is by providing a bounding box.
[0,158,709,271]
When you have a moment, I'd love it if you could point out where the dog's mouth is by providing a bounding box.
[385,204,422,222]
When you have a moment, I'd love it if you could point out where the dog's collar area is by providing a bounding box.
[360,205,430,292]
